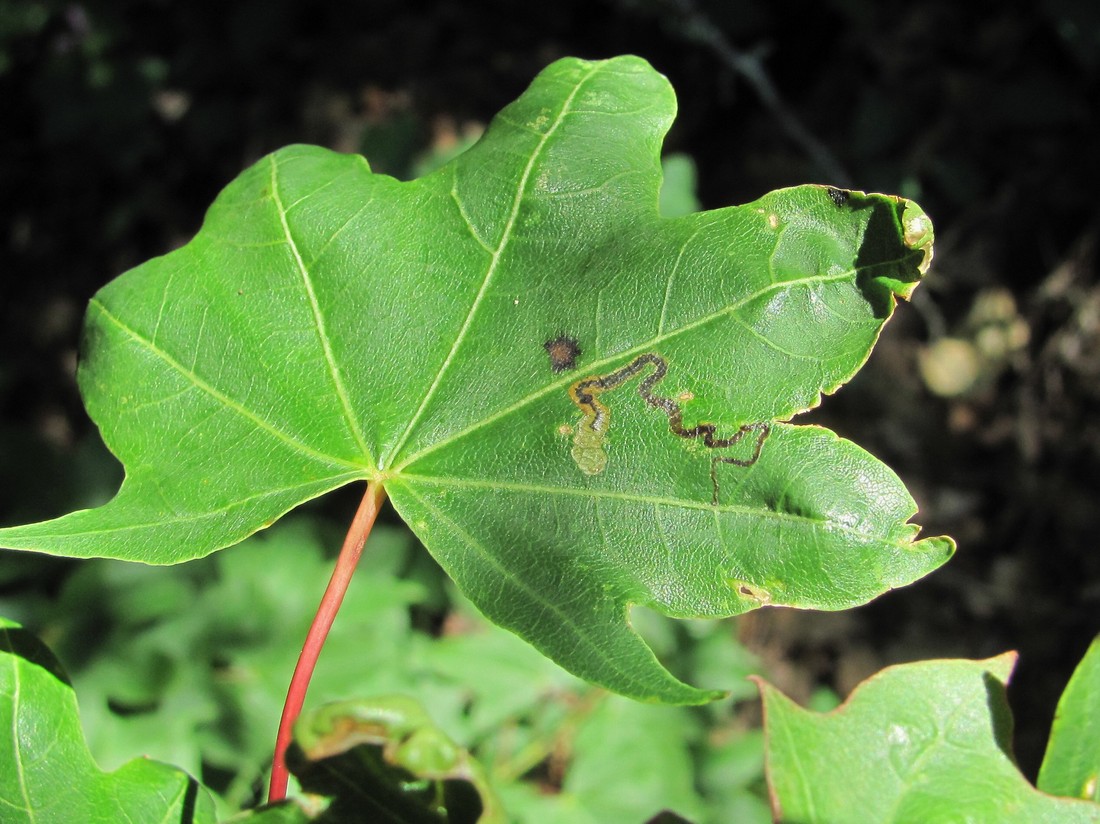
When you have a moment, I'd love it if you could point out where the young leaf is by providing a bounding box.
[0,618,216,823]
[759,653,1100,823]
[0,55,952,702]
[1038,635,1100,801]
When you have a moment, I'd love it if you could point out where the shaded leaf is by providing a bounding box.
[0,55,951,702]
[658,153,700,217]
[564,696,703,822]
[55,520,423,813]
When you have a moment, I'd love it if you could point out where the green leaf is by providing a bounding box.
[0,617,216,824]
[563,696,703,822]
[50,520,425,815]
[658,153,700,217]
[759,653,1100,823]
[699,729,771,824]
[0,55,952,702]
[1039,635,1100,801]
[494,696,701,824]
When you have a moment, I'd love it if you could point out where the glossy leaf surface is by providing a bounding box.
[0,618,215,823]
[760,653,1100,823]
[0,55,951,702]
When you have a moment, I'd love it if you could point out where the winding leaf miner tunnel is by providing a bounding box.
[565,352,770,505]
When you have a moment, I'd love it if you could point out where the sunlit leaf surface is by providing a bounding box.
[0,56,951,701]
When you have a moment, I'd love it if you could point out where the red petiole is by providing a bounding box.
[267,480,388,803]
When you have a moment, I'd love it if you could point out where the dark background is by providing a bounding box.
[2,0,1099,779]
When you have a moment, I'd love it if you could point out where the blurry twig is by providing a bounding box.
[664,0,854,188]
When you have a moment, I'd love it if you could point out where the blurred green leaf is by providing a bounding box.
[411,589,582,749]
[699,729,770,824]
[686,620,763,705]
[31,519,422,815]
[658,153,700,217]
[565,696,703,823]
[0,617,216,823]
[1038,635,1100,802]
[760,653,1100,822]
[495,695,702,824]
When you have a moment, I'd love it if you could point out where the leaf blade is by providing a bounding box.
[759,654,1100,823]
[1038,635,1100,801]
[0,55,952,700]
[0,618,216,823]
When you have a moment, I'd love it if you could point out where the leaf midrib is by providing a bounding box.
[395,472,908,547]
[270,155,372,464]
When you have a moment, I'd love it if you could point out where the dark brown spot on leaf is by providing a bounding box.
[544,335,582,372]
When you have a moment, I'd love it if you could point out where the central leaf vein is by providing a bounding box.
[396,472,887,538]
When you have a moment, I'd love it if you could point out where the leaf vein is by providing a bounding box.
[728,313,821,361]
[394,268,856,472]
[398,472,911,548]
[303,194,378,271]
[88,299,363,472]
[8,632,37,821]
[656,227,703,338]
[269,155,372,463]
[449,167,494,253]
[6,472,365,542]
[384,61,603,466]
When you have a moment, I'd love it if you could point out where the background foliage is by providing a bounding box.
[2,0,1099,817]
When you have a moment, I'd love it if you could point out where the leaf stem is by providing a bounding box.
[268,480,388,803]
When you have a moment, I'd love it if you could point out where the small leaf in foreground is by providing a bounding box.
[0,55,952,703]
[1039,634,1100,802]
[758,653,1100,823]
[0,618,216,824]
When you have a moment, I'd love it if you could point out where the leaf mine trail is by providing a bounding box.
[568,353,771,504]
